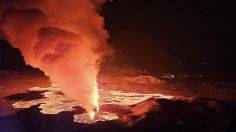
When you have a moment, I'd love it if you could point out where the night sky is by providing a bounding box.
[0,0,236,75]
[103,0,236,74]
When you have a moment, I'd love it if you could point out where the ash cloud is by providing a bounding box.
[0,0,112,114]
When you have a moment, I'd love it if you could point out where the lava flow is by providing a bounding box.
[12,85,173,124]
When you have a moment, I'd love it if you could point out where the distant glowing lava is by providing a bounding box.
[12,86,173,124]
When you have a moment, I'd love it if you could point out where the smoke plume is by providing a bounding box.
[0,0,112,115]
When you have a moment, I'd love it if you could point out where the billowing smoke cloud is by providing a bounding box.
[0,0,112,115]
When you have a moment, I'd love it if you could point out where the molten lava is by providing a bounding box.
[12,86,173,124]
[89,111,96,120]
[89,81,99,120]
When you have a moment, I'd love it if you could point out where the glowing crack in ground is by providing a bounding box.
[12,86,173,124]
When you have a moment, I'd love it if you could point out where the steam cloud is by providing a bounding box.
[0,0,112,114]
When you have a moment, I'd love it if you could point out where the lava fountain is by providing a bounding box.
[0,0,113,118]
[89,80,99,119]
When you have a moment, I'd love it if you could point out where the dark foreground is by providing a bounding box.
[1,71,236,132]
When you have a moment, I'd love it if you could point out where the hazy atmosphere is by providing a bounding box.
[1,0,236,132]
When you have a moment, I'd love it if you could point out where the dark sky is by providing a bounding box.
[102,0,236,74]
[0,0,235,75]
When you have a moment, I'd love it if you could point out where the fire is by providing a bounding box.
[89,111,96,120]
[89,81,99,120]
[93,81,99,111]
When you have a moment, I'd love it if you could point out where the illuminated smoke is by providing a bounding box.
[0,0,112,115]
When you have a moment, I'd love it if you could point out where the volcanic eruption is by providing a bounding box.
[0,0,112,118]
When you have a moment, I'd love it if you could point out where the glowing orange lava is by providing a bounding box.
[93,81,99,110]
[89,81,99,119]
[89,111,96,120]
[12,86,173,123]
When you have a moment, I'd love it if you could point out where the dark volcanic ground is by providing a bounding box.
[0,70,236,132]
